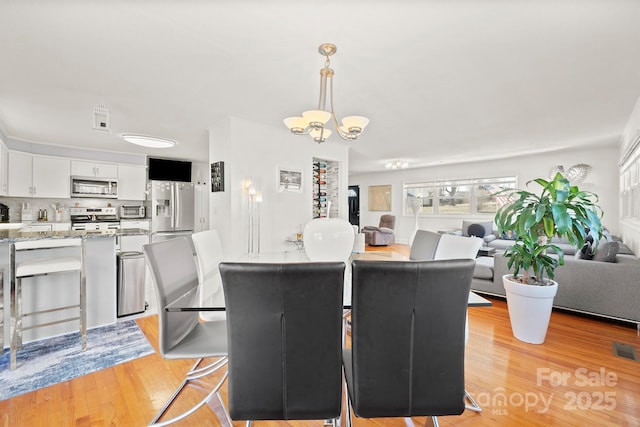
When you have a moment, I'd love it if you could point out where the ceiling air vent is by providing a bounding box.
[92,104,111,132]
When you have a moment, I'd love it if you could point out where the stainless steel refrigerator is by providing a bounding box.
[150,181,195,251]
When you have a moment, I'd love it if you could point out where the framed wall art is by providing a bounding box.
[369,184,392,211]
[211,161,225,192]
[277,166,303,193]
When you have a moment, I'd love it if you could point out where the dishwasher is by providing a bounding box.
[117,251,146,317]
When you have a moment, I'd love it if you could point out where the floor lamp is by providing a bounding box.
[246,182,262,255]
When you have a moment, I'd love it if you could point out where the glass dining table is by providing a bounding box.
[165,250,492,312]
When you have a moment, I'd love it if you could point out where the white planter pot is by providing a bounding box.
[502,275,558,344]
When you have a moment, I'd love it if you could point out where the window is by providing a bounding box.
[620,136,640,221]
[404,176,516,216]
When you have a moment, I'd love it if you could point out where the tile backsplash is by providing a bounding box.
[0,197,146,223]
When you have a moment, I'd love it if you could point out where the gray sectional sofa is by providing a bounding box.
[440,220,640,326]
[471,252,640,326]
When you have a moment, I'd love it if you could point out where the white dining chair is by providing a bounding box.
[144,237,230,426]
[411,230,484,413]
[191,229,226,322]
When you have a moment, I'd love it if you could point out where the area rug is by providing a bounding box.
[0,319,155,401]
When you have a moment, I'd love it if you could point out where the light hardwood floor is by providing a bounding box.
[1,244,639,426]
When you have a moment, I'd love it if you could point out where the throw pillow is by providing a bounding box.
[462,220,493,237]
[467,223,486,238]
[592,241,619,263]
[501,230,517,240]
[576,241,594,260]
[483,234,497,243]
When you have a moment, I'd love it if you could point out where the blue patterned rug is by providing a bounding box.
[0,319,154,401]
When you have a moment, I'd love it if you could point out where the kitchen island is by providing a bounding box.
[1,228,151,347]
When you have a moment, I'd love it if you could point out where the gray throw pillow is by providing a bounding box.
[592,241,619,263]
[483,234,497,243]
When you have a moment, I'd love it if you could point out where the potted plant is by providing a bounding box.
[494,172,603,344]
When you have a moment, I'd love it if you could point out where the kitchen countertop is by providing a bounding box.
[0,221,71,228]
[0,228,150,243]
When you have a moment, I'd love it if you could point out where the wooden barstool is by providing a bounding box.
[10,238,86,370]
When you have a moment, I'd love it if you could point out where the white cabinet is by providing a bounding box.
[120,220,150,230]
[120,235,150,253]
[194,183,209,232]
[118,165,147,200]
[8,152,70,198]
[71,160,118,178]
[119,221,150,252]
[0,139,8,196]
[8,152,32,197]
[33,156,71,198]
[119,219,151,252]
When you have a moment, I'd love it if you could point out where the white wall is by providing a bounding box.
[208,117,349,260]
[350,144,620,244]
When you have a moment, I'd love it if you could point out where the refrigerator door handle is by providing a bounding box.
[175,183,181,227]
[170,183,176,229]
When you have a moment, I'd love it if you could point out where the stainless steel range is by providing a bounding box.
[70,207,120,231]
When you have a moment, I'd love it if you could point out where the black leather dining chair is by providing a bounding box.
[219,261,345,426]
[343,259,475,427]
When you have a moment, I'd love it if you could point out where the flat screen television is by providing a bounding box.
[148,157,192,182]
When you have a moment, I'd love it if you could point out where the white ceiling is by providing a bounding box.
[1,1,640,174]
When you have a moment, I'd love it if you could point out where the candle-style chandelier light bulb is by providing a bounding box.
[284,43,369,143]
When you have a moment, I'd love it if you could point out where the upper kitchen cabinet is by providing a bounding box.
[0,138,8,196]
[8,152,71,198]
[118,164,147,200]
[71,160,118,178]
[8,151,31,197]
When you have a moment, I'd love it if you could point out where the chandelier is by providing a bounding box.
[284,43,369,143]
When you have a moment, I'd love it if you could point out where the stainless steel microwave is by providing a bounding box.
[71,176,118,198]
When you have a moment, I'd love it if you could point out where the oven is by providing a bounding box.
[70,207,121,231]
[71,207,121,249]
[71,221,121,231]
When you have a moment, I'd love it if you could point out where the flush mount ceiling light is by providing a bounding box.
[385,160,409,169]
[284,43,369,143]
[121,134,177,148]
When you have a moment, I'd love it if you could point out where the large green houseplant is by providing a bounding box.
[494,172,603,343]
